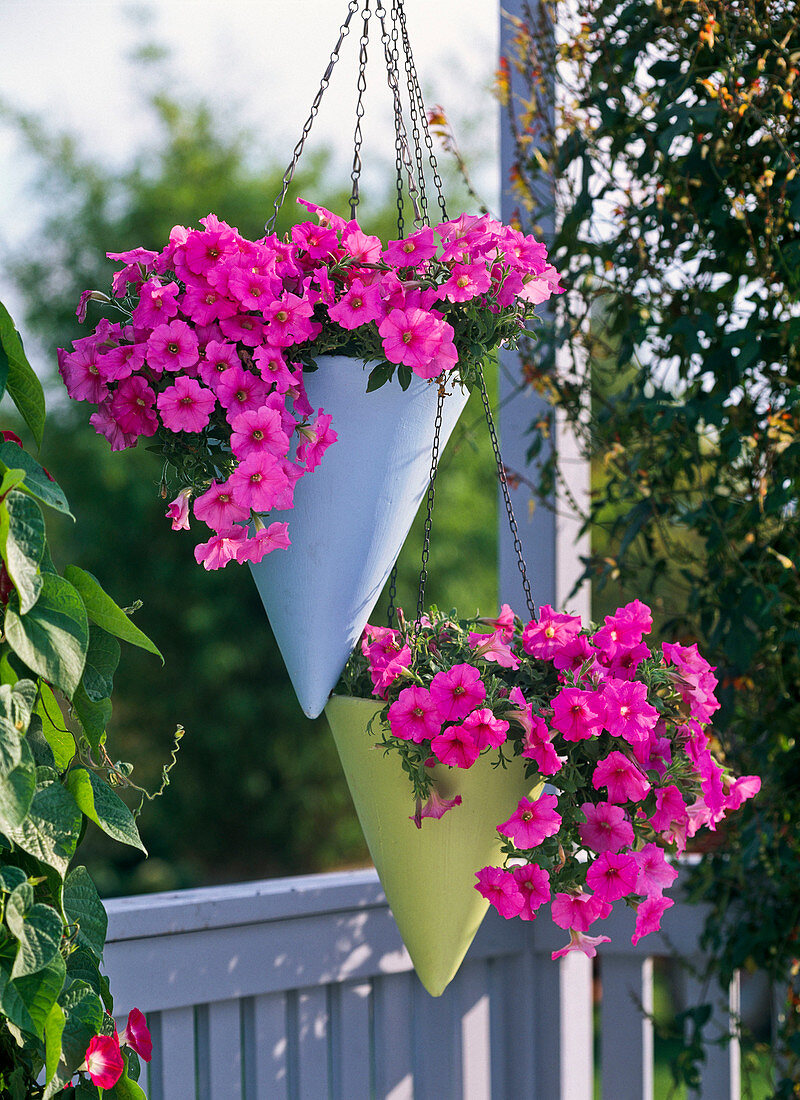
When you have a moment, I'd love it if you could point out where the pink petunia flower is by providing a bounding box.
[89,402,138,451]
[157,376,217,433]
[592,751,651,804]
[328,278,383,329]
[230,406,290,461]
[431,723,481,769]
[382,227,439,267]
[233,521,291,563]
[439,262,491,303]
[229,451,289,512]
[109,375,159,436]
[387,685,442,744]
[631,894,674,946]
[475,866,525,919]
[550,686,604,741]
[131,278,180,329]
[194,527,248,570]
[633,843,678,897]
[215,364,269,419]
[477,603,516,639]
[193,480,250,532]
[585,850,639,902]
[378,307,444,374]
[429,663,486,722]
[264,293,318,347]
[511,863,551,920]
[181,278,239,325]
[198,340,241,391]
[521,605,582,660]
[296,410,337,472]
[498,793,561,849]
[600,678,660,744]
[147,319,200,374]
[552,929,611,960]
[461,708,509,750]
[84,1033,124,1089]
[57,346,109,404]
[101,341,147,381]
[649,785,688,832]
[411,788,462,827]
[219,313,267,347]
[551,890,612,932]
[467,628,520,669]
[120,1007,153,1062]
[165,487,192,531]
[578,801,634,854]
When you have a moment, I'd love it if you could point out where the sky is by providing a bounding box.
[0,0,501,319]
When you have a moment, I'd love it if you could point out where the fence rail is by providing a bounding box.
[103,868,747,1099]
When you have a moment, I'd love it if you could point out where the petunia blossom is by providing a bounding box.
[511,863,551,920]
[474,866,524,919]
[585,850,639,902]
[592,751,651,804]
[631,894,674,946]
[431,723,481,769]
[498,793,561,850]
[429,663,485,722]
[157,376,217,433]
[387,685,441,744]
[578,801,634,854]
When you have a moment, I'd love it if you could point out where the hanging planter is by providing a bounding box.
[333,602,761,994]
[248,356,468,718]
[326,695,540,996]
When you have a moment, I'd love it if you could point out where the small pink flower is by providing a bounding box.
[157,376,217,433]
[89,402,138,451]
[181,278,239,325]
[233,521,291,563]
[230,406,290,461]
[264,293,318,347]
[229,451,289,512]
[387,685,441,744]
[461,708,509,750]
[592,751,651,804]
[551,890,611,931]
[216,364,269,420]
[498,793,561,849]
[109,375,159,436]
[194,528,248,570]
[551,929,611,960]
[296,410,337,472]
[467,628,520,669]
[550,686,604,742]
[430,723,480,769]
[166,487,192,531]
[521,605,582,659]
[633,843,678,897]
[439,262,491,302]
[475,866,524,919]
[57,346,109,404]
[132,278,180,329]
[120,1007,153,1062]
[193,480,249,532]
[600,679,659,744]
[585,850,639,902]
[382,227,439,267]
[477,603,516,639]
[631,894,674,946]
[511,863,551,920]
[84,1032,124,1089]
[578,801,634,854]
[147,319,199,373]
[328,279,383,329]
[198,340,241,390]
[429,663,485,722]
[649,785,687,832]
[411,789,462,827]
[378,307,443,373]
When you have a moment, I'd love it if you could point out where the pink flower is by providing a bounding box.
[328,279,383,329]
[226,265,277,311]
[649,785,687,832]
[101,341,147,381]
[181,278,239,325]
[592,751,651,804]
[264,293,318,347]
[193,480,249,532]
[511,863,551,920]
[184,226,238,277]
[477,603,516,639]
[166,487,192,531]
[431,723,481,768]
[600,679,659,744]
[233,521,291,563]
[220,313,267,347]
[57,346,109,404]
[593,601,652,661]
[429,663,486,722]
[378,307,443,374]
[84,1032,124,1089]
[585,851,639,902]
[467,628,520,669]
[578,801,634,853]
[157,376,217,433]
[341,223,383,264]
[461,708,509,750]
[370,644,412,698]
[253,346,297,392]
[120,1007,153,1062]
[552,929,611,960]
[498,793,561,849]
[475,866,525,919]
[387,685,441,743]
[550,687,604,741]
[633,844,678,897]
[551,891,611,932]
[553,634,598,677]
[521,605,582,659]
[296,410,337,472]
[662,641,720,723]
[230,406,290,460]
[229,451,288,512]
[215,364,269,419]
[382,227,439,267]
[194,528,248,570]
[411,789,462,826]
[440,262,491,302]
[109,375,159,436]
[147,319,199,374]
[89,402,138,451]
[198,340,241,390]
[131,278,180,329]
[631,894,674,946]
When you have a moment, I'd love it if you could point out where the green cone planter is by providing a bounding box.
[325,695,540,996]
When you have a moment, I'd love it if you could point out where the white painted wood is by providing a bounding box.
[296,986,330,1097]
[248,356,469,718]
[208,998,242,1100]
[600,955,654,1100]
[684,966,741,1100]
[459,961,492,1100]
[156,1006,196,1100]
[412,972,460,1100]
[245,993,289,1100]
[372,972,415,1100]
[330,979,372,1100]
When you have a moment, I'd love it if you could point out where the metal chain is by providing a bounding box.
[477,365,537,619]
[349,1,371,219]
[396,1,448,222]
[375,0,405,237]
[386,563,398,627]
[375,0,423,225]
[393,0,429,226]
[416,387,445,623]
[265,0,360,234]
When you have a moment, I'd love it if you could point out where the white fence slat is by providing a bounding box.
[373,972,415,1100]
[296,986,330,1097]
[245,992,289,1100]
[331,979,372,1099]
[156,1006,196,1100]
[412,971,461,1100]
[601,955,654,1100]
[458,960,492,1100]
[685,967,741,1100]
[207,998,242,1099]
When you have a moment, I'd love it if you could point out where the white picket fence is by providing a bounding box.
[103,868,745,1100]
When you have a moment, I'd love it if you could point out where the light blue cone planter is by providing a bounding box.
[248,356,469,718]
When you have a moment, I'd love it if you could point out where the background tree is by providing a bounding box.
[1,52,499,895]
[501,0,799,1091]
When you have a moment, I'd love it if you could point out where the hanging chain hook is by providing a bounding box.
[350,0,371,219]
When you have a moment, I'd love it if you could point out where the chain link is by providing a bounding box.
[375,1,423,225]
[386,562,398,627]
[393,0,429,226]
[374,0,405,237]
[416,386,445,623]
[349,0,371,219]
[477,365,537,620]
[265,0,359,234]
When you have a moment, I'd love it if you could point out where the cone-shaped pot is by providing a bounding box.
[249,357,469,718]
[325,695,540,997]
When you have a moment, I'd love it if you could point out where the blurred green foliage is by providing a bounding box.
[1,68,498,896]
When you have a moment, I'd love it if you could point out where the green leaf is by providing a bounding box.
[66,768,146,853]
[72,683,112,755]
[0,952,65,1039]
[0,490,45,614]
[0,756,37,828]
[0,335,8,401]
[7,884,63,978]
[0,960,35,1035]
[4,572,89,698]
[63,566,163,662]
[44,1001,66,1086]
[58,979,105,1076]
[3,775,82,877]
[0,866,27,892]
[0,464,26,498]
[0,443,70,516]
[66,945,107,1003]
[63,866,107,962]
[35,684,76,771]
[109,1071,147,1099]
[366,362,394,392]
[0,301,45,447]
[81,627,121,703]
